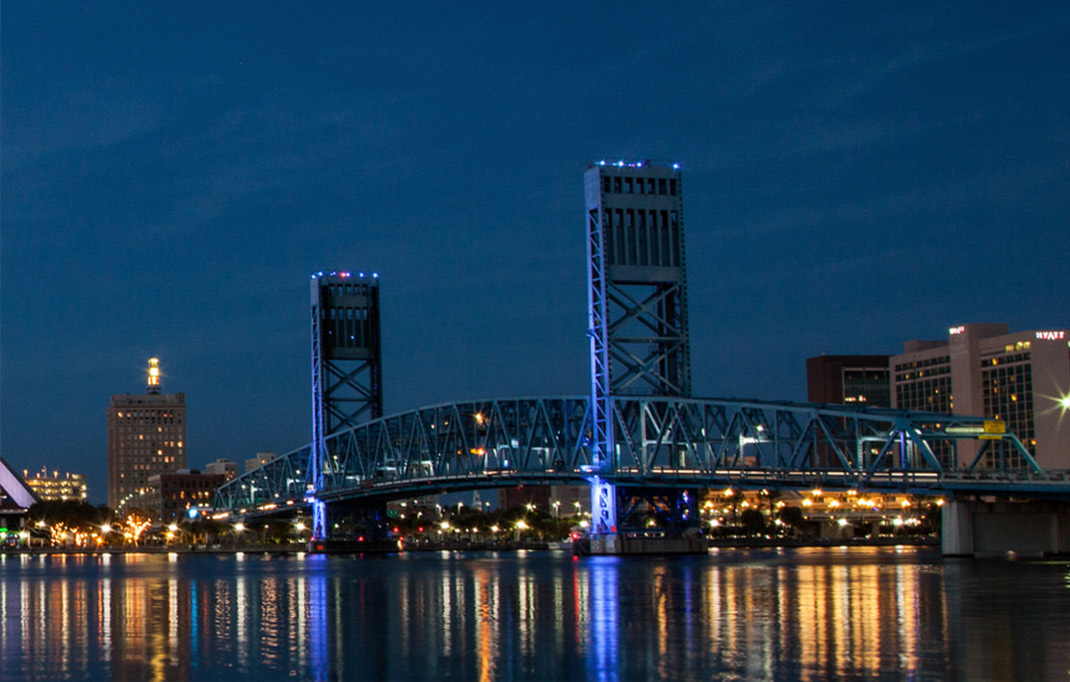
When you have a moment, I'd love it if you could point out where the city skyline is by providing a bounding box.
[3,4,1069,503]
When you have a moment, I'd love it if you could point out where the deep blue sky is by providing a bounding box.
[3,4,1068,503]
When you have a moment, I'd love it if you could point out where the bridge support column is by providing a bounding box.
[311,499,329,541]
[587,476,620,555]
[942,499,1070,557]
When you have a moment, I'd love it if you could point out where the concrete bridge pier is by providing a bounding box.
[942,499,1070,557]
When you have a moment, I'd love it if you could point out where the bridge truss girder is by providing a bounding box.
[214,396,1052,515]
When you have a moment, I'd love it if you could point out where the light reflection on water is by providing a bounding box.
[0,547,1067,681]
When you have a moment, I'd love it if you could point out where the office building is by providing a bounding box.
[244,451,275,473]
[107,358,187,510]
[205,458,239,481]
[807,355,892,407]
[891,324,1070,469]
[146,470,226,521]
[22,468,88,502]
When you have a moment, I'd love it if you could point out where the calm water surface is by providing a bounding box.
[1,547,1068,681]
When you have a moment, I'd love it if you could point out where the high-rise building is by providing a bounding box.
[891,324,1070,469]
[806,355,892,407]
[22,468,88,502]
[107,358,187,510]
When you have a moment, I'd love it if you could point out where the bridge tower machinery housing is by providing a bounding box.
[309,271,383,539]
[585,160,691,540]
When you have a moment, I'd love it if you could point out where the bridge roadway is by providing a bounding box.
[212,395,1070,520]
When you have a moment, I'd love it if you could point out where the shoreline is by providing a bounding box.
[2,536,941,556]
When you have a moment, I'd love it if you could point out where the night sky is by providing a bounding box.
[3,4,1068,503]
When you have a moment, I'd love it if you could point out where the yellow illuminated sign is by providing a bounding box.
[983,420,1006,434]
[979,419,1006,440]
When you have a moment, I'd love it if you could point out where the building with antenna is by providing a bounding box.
[107,358,187,510]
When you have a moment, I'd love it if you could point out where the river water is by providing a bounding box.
[1,546,1067,681]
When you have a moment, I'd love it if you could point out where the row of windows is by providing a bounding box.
[161,479,220,491]
[603,209,680,268]
[114,416,184,426]
[324,283,374,299]
[323,313,376,348]
[164,490,215,501]
[119,454,180,463]
[895,364,950,382]
[981,352,1031,367]
[116,431,183,440]
[601,175,678,197]
[326,307,371,321]
[893,356,949,372]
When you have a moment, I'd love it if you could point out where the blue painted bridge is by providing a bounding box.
[212,395,1070,518]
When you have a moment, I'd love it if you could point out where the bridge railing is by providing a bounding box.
[213,395,1044,512]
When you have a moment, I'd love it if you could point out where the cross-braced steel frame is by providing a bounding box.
[585,161,691,535]
[213,396,1066,517]
[310,272,382,538]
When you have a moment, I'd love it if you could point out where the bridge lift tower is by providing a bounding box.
[585,160,691,553]
[309,271,383,540]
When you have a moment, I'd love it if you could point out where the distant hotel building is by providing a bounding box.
[808,324,1070,469]
[107,358,187,510]
[806,355,891,407]
[891,324,1069,469]
[22,468,88,502]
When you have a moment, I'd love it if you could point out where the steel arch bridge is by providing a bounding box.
[212,395,1069,517]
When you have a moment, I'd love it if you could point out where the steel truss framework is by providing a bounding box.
[585,162,691,535]
[213,396,1068,515]
[310,273,382,537]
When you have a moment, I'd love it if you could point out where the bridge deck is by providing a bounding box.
[213,396,1070,517]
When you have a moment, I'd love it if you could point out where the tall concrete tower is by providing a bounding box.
[107,358,186,510]
[585,160,690,542]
